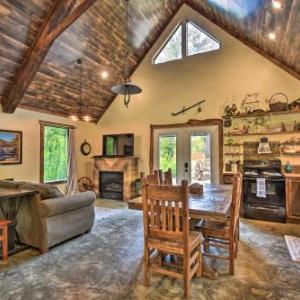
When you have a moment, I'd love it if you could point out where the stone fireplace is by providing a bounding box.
[93,156,139,201]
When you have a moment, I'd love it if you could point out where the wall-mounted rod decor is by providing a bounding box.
[171,100,206,116]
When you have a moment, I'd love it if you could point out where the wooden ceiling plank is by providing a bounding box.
[43,0,99,46]
[1,0,78,113]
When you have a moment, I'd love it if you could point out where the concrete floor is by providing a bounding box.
[0,199,300,300]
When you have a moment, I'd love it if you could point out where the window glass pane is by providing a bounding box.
[159,135,176,182]
[190,134,211,184]
[44,126,68,182]
[106,136,116,155]
[154,25,182,64]
[187,21,220,56]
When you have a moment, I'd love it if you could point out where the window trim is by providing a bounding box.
[39,121,74,184]
[152,19,221,65]
[186,19,221,57]
[152,22,183,65]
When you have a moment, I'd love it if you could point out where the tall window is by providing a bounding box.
[153,19,220,64]
[159,135,177,181]
[40,122,70,183]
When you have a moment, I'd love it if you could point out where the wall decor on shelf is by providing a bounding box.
[0,129,22,164]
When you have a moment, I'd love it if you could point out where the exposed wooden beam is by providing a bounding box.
[1,0,98,113]
[44,0,99,46]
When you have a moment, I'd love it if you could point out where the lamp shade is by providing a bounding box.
[258,137,271,154]
[111,82,142,95]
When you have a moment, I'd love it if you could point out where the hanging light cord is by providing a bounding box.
[124,0,129,81]
[123,0,130,107]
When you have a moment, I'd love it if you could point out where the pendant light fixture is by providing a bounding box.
[111,0,142,108]
[69,59,92,122]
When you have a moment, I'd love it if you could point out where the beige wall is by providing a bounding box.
[0,108,100,192]
[98,4,300,173]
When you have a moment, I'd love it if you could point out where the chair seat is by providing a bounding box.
[148,231,202,255]
[195,219,230,239]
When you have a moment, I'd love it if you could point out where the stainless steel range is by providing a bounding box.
[242,159,286,223]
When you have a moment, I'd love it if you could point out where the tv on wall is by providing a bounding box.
[103,133,134,156]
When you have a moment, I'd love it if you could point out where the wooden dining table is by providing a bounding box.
[127,184,233,222]
[127,183,233,279]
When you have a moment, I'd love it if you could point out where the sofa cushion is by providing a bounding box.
[0,180,24,189]
[38,191,96,217]
[19,182,64,200]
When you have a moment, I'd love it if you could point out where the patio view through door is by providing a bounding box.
[154,125,219,184]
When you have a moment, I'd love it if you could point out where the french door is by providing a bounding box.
[153,125,220,184]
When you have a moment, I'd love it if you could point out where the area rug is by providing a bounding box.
[285,235,300,262]
[0,201,300,300]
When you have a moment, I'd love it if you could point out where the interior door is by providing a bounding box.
[153,125,219,184]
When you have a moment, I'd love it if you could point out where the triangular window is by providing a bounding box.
[153,20,220,64]
[187,21,220,56]
[154,25,182,64]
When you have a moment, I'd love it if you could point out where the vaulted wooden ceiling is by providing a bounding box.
[0,0,299,123]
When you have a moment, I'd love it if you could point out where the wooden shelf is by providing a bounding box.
[224,153,243,156]
[222,110,300,119]
[224,131,300,137]
[224,143,242,146]
[281,152,300,156]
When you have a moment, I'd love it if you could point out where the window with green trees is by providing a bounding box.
[159,135,177,180]
[43,126,69,183]
[153,20,220,64]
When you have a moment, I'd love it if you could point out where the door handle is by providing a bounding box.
[184,162,189,172]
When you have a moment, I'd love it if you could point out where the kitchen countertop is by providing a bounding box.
[283,173,300,178]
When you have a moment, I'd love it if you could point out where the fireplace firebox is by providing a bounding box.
[99,171,124,200]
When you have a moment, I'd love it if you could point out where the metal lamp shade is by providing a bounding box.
[111,82,142,95]
[111,81,142,107]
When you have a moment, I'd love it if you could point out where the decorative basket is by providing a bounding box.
[266,92,288,112]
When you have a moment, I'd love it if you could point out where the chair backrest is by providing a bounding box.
[145,173,160,185]
[142,180,189,244]
[163,168,173,185]
[229,173,243,235]
[154,169,163,184]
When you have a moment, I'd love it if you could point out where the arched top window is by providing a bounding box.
[153,20,220,65]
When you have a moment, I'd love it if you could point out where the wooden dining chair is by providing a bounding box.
[163,168,173,185]
[154,169,163,184]
[142,179,202,298]
[0,220,11,264]
[195,173,243,275]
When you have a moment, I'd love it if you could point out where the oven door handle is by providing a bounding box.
[247,204,284,210]
[244,178,285,182]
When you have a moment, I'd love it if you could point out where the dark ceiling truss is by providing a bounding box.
[0,0,299,123]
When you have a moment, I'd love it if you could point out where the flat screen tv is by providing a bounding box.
[103,133,134,156]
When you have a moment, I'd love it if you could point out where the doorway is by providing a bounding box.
[150,120,223,184]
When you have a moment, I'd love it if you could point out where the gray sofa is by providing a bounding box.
[0,180,96,253]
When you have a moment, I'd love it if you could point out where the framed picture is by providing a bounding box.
[0,130,22,165]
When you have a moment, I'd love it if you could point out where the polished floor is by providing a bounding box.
[0,199,300,300]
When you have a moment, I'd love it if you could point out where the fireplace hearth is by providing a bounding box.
[93,156,139,201]
[100,171,124,200]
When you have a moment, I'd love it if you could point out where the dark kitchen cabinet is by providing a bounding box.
[284,174,300,223]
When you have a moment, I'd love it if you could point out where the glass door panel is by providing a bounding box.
[190,133,211,184]
[159,135,177,183]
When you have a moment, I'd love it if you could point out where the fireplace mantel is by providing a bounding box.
[93,156,139,201]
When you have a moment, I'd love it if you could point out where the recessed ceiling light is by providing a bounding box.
[272,0,283,9]
[101,71,108,79]
[82,115,92,122]
[69,115,79,122]
[268,32,276,40]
